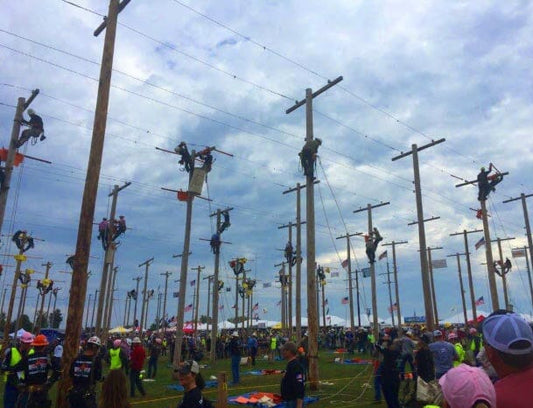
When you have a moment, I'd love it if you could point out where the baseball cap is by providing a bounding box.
[433,330,442,337]
[439,364,496,408]
[231,331,239,337]
[482,313,533,355]
[176,360,200,375]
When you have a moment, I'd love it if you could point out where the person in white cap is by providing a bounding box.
[482,312,533,408]
[68,336,102,408]
[176,360,213,408]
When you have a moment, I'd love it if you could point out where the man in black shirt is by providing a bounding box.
[280,342,304,408]
[68,336,102,408]
[17,109,45,148]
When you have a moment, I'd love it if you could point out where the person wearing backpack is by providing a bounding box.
[176,360,213,408]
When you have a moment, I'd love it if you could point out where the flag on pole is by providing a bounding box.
[277,300,282,306]
[190,280,196,287]
[218,304,224,310]
[341,296,349,305]
[475,237,486,250]
[341,259,349,269]
[431,259,448,269]
[512,248,526,258]
[263,282,272,288]
[362,267,371,278]
[331,271,339,278]
[475,296,485,306]
[184,304,193,312]
[378,250,388,260]
[173,292,179,298]
[252,302,259,311]
[388,302,398,313]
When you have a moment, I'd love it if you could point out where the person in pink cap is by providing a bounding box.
[439,363,496,408]
[482,312,533,408]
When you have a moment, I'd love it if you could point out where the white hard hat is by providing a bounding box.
[87,336,101,347]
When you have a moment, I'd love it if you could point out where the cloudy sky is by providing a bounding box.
[1,0,533,329]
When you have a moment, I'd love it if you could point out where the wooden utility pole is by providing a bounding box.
[382,240,407,329]
[160,271,172,329]
[1,287,7,316]
[392,139,445,331]
[427,246,443,326]
[132,276,141,326]
[285,76,342,390]
[123,293,128,327]
[455,170,509,311]
[447,253,468,325]
[336,232,361,330]
[192,265,205,332]
[380,261,395,326]
[450,229,483,321]
[138,257,154,335]
[35,261,52,332]
[95,181,130,335]
[4,244,28,344]
[15,269,33,333]
[283,183,314,341]
[279,222,304,338]
[90,289,98,330]
[503,193,533,307]
[353,202,390,339]
[203,274,214,329]
[492,237,515,310]
[0,89,39,235]
[209,207,233,362]
[105,266,119,332]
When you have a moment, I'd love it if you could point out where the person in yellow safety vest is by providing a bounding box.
[448,332,465,367]
[269,333,277,362]
[106,339,128,372]
[1,331,35,408]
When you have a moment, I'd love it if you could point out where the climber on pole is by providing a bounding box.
[174,141,193,173]
[299,138,322,178]
[113,215,127,240]
[218,210,231,234]
[210,233,221,254]
[97,218,109,250]
[477,163,504,201]
[365,228,383,263]
[16,109,45,148]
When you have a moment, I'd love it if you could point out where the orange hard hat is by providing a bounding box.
[32,334,49,347]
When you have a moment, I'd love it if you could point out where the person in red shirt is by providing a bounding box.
[129,337,146,398]
[482,312,533,408]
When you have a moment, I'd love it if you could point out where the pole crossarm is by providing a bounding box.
[455,172,510,188]
[503,193,533,203]
[335,232,362,240]
[450,229,483,237]
[392,138,446,161]
[285,76,343,114]
[408,216,440,226]
[282,180,320,194]
[94,0,131,36]
[138,257,154,268]
[382,240,408,247]
[490,237,516,243]
[353,201,390,213]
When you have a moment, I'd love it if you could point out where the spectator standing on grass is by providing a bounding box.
[280,342,304,408]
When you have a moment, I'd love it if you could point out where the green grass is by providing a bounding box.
[128,352,380,408]
[0,352,383,407]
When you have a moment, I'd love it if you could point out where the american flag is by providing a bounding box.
[341,259,349,269]
[475,296,485,306]
[190,280,196,287]
[341,296,349,305]
[252,302,259,311]
[475,237,486,250]
[388,302,398,313]
[378,250,387,260]
[512,248,526,258]
[184,303,193,312]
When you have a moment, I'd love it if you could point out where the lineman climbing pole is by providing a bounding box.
[492,237,515,310]
[58,1,130,404]
[455,167,509,311]
[95,181,130,336]
[34,261,52,332]
[353,201,390,340]
[336,232,361,330]
[282,182,315,342]
[392,139,445,331]
[209,207,232,362]
[138,257,154,335]
[0,89,39,235]
[382,240,407,330]
[286,76,343,390]
[503,193,533,308]
[446,253,468,325]
[450,229,483,321]
[160,271,172,329]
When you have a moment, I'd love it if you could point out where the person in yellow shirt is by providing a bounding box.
[448,332,465,367]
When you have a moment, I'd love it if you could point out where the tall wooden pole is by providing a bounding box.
[0,90,39,235]
[427,246,443,326]
[192,265,204,332]
[480,200,499,310]
[493,237,515,310]
[160,271,172,329]
[132,276,141,326]
[336,232,361,330]
[90,289,98,330]
[383,241,407,329]
[35,261,52,332]
[139,257,154,335]
[3,246,25,344]
[286,77,342,390]
[105,266,119,331]
[210,211,222,362]
[450,229,483,321]
[393,139,445,331]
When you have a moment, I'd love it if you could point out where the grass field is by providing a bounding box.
[126,352,379,408]
[0,352,383,408]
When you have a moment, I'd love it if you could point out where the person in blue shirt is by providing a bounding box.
[247,333,258,366]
